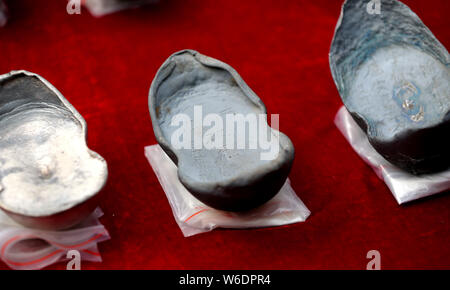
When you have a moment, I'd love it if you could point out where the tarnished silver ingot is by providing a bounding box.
[82,0,158,17]
[149,50,295,212]
[330,0,450,175]
[0,71,108,230]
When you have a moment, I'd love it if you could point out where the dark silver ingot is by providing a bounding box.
[330,0,450,175]
[149,50,295,211]
[0,71,108,230]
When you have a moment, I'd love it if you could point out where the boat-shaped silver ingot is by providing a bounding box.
[0,71,108,230]
[330,0,450,175]
[149,50,295,212]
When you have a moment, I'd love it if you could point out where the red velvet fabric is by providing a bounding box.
[0,0,448,270]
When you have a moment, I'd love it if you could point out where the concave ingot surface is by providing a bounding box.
[149,50,295,212]
[0,71,108,230]
[330,0,450,175]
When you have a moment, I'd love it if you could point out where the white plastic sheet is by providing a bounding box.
[0,208,110,270]
[145,145,310,237]
[335,106,450,204]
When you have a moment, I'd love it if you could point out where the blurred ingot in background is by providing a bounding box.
[0,0,7,27]
[329,0,450,175]
[0,71,108,230]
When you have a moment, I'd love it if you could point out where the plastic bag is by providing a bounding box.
[335,106,450,204]
[145,144,310,237]
[0,208,110,270]
[82,0,158,17]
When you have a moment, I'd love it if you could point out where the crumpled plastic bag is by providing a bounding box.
[145,144,311,237]
[335,106,450,204]
[0,208,110,270]
[82,0,158,17]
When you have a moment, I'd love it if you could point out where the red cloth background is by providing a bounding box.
[0,0,449,270]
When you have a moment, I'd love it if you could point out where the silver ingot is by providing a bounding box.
[0,71,108,230]
[329,0,450,175]
[149,50,295,212]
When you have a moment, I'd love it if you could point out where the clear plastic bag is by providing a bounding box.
[145,145,310,237]
[83,0,158,17]
[335,106,450,204]
[0,208,110,270]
